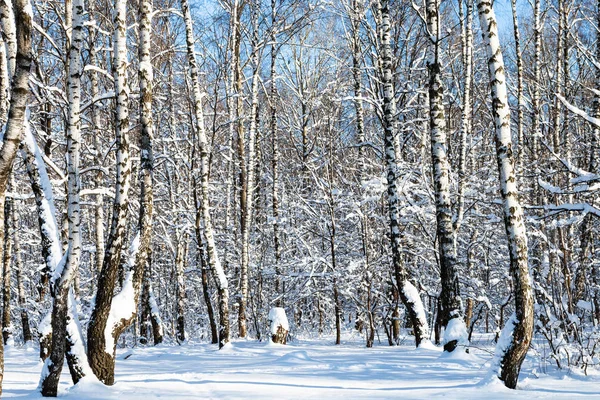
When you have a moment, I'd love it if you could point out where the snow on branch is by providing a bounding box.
[557,94,600,128]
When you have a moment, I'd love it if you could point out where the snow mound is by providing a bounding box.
[416,340,441,352]
[443,317,469,347]
[66,375,114,399]
[268,307,289,334]
[276,350,320,365]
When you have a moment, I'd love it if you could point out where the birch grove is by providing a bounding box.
[0,0,595,396]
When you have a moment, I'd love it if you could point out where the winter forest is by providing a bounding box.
[0,0,598,397]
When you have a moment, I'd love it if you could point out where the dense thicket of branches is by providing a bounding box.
[0,0,598,395]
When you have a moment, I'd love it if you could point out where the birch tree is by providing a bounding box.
[379,0,430,347]
[181,0,230,348]
[476,0,534,389]
[423,0,466,352]
[0,0,32,393]
[87,0,133,384]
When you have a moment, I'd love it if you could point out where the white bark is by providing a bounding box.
[476,0,534,389]
[87,0,133,384]
[379,0,430,347]
[181,0,229,347]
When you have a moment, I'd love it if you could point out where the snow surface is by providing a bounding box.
[3,333,598,399]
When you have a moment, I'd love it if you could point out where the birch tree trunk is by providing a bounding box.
[89,37,105,279]
[239,0,260,339]
[2,196,12,346]
[181,0,230,348]
[40,0,86,392]
[13,200,31,344]
[476,0,534,389]
[0,38,8,127]
[87,0,132,384]
[103,0,155,366]
[510,0,525,172]
[454,0,473,236]
[425,0,466,352]
[175,233,187,344]
[379,0,430,347]
[0,0,32,394]
[0,0,16,80]
[270,0,282,306]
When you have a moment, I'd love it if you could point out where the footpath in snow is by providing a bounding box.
[2,335,599,399]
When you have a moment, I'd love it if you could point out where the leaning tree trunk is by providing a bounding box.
[40,0,86,393]
[0,0,32,394]
[22,117,91,386]
[87,0,132,385]
[476,0,534,389]
[379,0,430,347]
[425,0,466,352]
[181,0,229,348]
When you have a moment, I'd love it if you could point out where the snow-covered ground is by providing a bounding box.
[3,334,599,399]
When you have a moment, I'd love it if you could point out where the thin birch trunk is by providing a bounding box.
[239,0,260,340]
[181,0,230,348]
[2,196,12,345]
[477,0,534,389]
[175,234,187,344]
[89,38,105,279]
[454,0,473,236]
[510,0,525,172]
[379,0,430,347]
[13,199,31,344]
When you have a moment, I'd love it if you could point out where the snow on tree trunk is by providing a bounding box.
[105,0,156,359]
[181,0,229,348]
[23,110,91,387]
[87,0,132,385]
[425,0,466,352]
[378,0,430,347]
[40,0,87,392]
[268,308,289,344]
[476,0,534,389]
